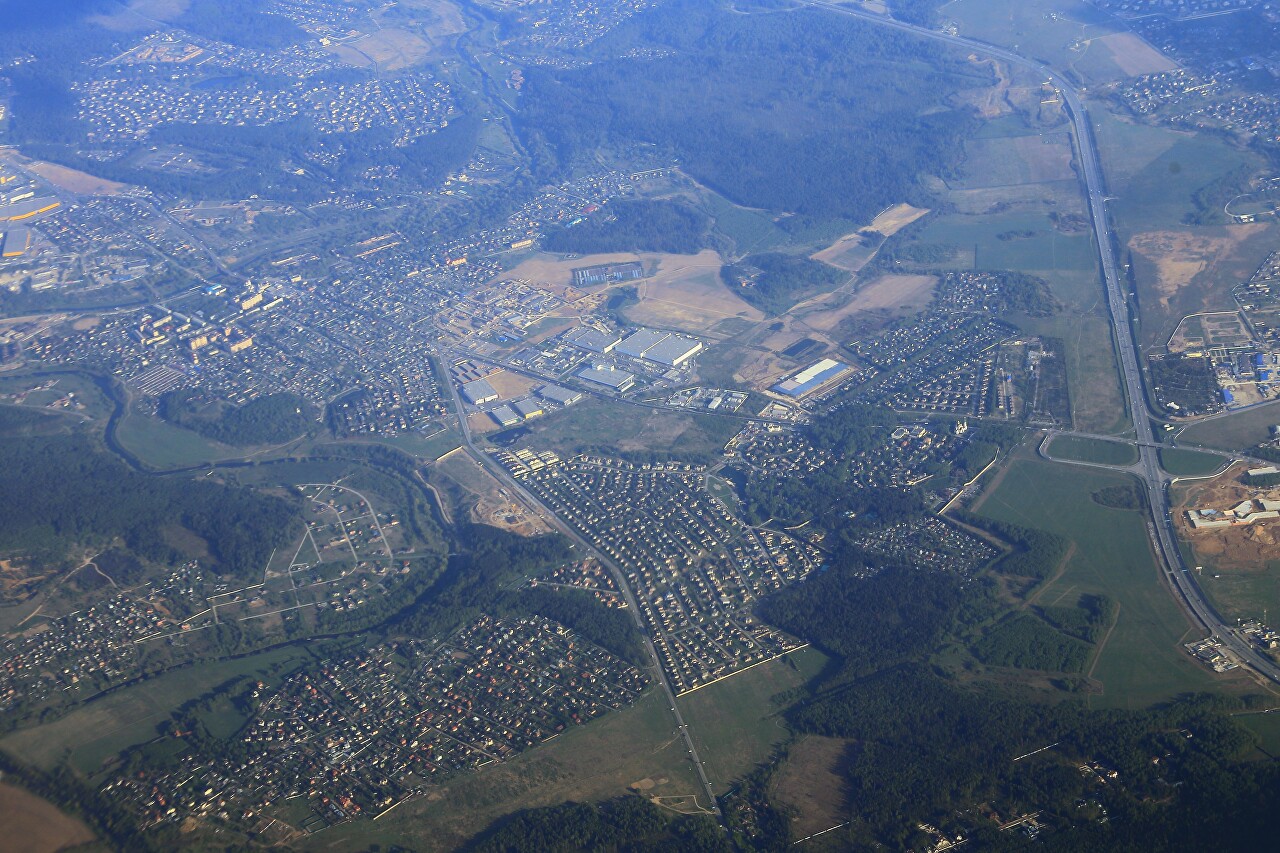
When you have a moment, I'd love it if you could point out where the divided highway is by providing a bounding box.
[805,1,1280,684]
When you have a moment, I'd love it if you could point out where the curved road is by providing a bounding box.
[804,1,1280,683]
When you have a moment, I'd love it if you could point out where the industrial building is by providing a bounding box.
[0,197,59,223]
[616,328,704,367]
[572,261,644,288]
[490,404,521,427]
[772,358,854,398]
[513,398,544,419]
[461,378,499,405]
[538,384,583,406]
[577,364,636,392]
[562,326,622,354]
[1,227,30,258]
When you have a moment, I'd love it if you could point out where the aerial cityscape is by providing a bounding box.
[2,0,1280,850]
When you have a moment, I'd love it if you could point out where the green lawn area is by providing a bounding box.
[949,0,1122,83]
[1178,401,1280,451]
[1047,435,1138,466]
[975,456,1243,708]
[678,647,829,795]
[1159,447,1227,477]
[1,646,312,774]
[313,688,702,853]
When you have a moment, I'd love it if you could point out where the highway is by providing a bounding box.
[439,350,723,816]
[804,1,1280,684]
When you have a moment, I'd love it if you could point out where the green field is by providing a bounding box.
[1047,435,1138,466]
[1,646,312,774]
[976,456,1241,708]
[1159,447,1227,477]
[313,689,702,852]
[113,409,245,470]
[678,647,829,795]
[913,213,1098,274]
[1234,712,1280,759]
[1178,402,1280,451]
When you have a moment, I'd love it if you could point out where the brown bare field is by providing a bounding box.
[809,234,877,272]
[26,162,128,196]
[1096,32,1179,77]
[839,274,938,317]
[867,203,930,236]
[1173,466,1280,573]
[1129,226,1267,309]
[0,783,96,853]
[768,736,850,839]
[811,204,929,270]
[483,369,538,399]
[624,250,763,335]
[466,411,498,435]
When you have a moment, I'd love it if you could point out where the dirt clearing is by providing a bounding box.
[811,204,929,271]
[1129,226,1267,309]
[625,250,763,335]
[17,161,127,195]
[838,274,938,317]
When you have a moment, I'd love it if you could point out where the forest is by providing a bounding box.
[542,200,710,255]
[517,0,976,224]
[720,253,846,316]
[0,428,299,578]
[468,797,728,853]
[158,390,316,447]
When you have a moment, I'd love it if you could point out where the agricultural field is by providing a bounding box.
[766,735,851,841]
[112,409,248,470]
[974,456,1243,708]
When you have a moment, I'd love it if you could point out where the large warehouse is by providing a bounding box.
[616,328,704,367]
[577,364,636,392]
[772,358,853,398]
[461,378,499,405]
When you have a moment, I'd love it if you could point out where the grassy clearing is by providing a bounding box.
[1178,401,1280,451]
[1,646,311,773]
[1017,311,1128,434]
[513,398,738,462]
[678,647,828,794]
[1160,447,1227,477]
[1234,712,1280,758]
[1194,561,1280,627]
[948,0,1121,82]
[312,689,702,852]
[113,410,243,469]
[1048,435,1138,466]
[976,456,1240,708]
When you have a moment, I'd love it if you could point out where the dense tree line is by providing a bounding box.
[159,390,316,447]
[785,667,1268,848]
[468,796,728,853]
[542,200,710,255]
[520,586,648,667]
[958,513,1070,581]
[518,1,975,224]
[0,430,299,578]
[173,0,308,51]
[721,253,846,316]
[971,613,1091,672]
